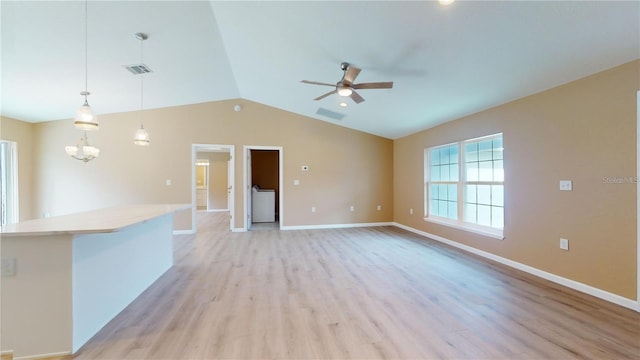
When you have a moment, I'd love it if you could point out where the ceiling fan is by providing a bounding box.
[301,62,393,104]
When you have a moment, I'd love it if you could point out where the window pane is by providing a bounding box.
[477,205,491,226]
[430,199,439,216]
[465,143,478,162]
[450,163,459,181]
[478,140,492,161]
[493,138,503,159]
[430,184,439,199]
[431,165,440,181]
[439,200,448,216]
[449,146,459,164]
[494,160,504,182]
[440,147,450,164]
[466,163,479,181]
[477,185,491,205]
[465,184,477,203]
[438,184,445,199]
[479,161,493,181]
[431,149,440,165]
[492,206,504,228]
[448,201,458,220]
[441,164,450,181]
[447,184,457,202]
[464,203,477,223]
[492,185,504,206]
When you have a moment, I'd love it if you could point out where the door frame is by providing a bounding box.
[635,91,640,311]
[244,145,283,231]
[192,144,235,232]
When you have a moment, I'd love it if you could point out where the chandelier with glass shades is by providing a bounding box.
[65,132,100,162]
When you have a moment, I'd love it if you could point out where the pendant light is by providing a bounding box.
[65,132,100,162]
[133,32,150,146]
[74,0,98,131]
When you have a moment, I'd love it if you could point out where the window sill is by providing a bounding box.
[424,217,504,240]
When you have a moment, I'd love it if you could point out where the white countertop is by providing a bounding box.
[1,204,190,237]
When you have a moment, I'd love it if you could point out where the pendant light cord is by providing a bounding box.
[140,35,144,127]
[84,0,88,101]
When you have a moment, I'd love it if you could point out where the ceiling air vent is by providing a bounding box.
[124,64,152,75]
[316,107,345,121]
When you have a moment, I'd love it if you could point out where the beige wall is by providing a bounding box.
[13,100,392,230]
[394,60,639,300]
[197,151,229,210]
[0,116,35,221]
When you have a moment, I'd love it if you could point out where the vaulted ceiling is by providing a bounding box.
[2,1,638,139]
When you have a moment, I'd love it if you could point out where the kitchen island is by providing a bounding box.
[1,204,189,359]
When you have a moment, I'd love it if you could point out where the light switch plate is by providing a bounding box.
[559,180,572,191]
[560,238,569,250]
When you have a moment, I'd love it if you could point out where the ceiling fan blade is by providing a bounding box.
[350,90,365,104]
[353,81,394,89]
[301,80,336,87]
[314,90,337,101]
[343,66,361,85]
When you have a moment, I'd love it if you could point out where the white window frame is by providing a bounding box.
[0,140,20,227]
[424,134,504,240]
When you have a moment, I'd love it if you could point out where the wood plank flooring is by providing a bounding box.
[74,212,640,359]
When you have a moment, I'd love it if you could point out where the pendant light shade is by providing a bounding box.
[74,91,98,131]
[134,124,150,146]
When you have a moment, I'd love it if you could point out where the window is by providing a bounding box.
[425,134,503,238]
[0,141,19,226]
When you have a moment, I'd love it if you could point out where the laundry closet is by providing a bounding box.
[250,150,279,223]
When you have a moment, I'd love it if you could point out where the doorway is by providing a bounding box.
[636,90,639,308]
[192,144,234,232]
[244,146,283,231]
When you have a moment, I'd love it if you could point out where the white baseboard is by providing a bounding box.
[231,228,247,232]
[281,222,393,231]
[14,351,71,360]
[173,229,195,235]
[393,222,640,312]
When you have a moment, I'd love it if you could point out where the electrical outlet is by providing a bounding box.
[560,238,569,251]
[166,179,172,186]
[311,206,316,213]
[293,179,300,186]
[410,208,414,215]
[377,205,381,211]
[1,258,17,277]
[350,205,355,212]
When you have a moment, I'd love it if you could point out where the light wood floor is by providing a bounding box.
[74,212,640,359]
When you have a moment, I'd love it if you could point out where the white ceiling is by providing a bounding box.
[2,1,638,139]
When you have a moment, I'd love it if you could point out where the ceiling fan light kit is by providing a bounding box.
[301,62,393,105]
[337,86,353,97]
